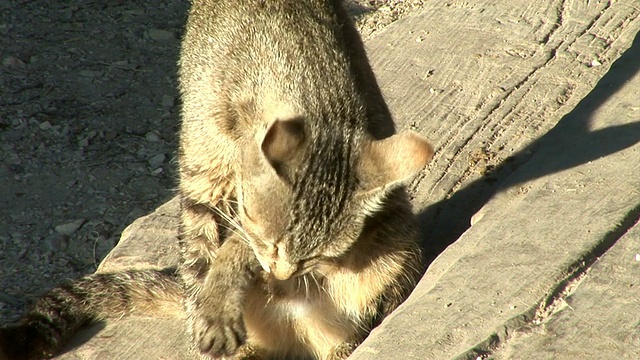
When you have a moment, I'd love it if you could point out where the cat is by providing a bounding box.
[0,0,434,359]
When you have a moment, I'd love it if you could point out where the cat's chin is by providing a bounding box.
[263,269,314,283]
[261,270,324,298]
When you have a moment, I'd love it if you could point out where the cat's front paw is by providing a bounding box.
[194,311,247,358]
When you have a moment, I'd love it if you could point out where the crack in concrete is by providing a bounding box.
[532,270,588,325]
[533,203,640,322]
[455,203,640,359]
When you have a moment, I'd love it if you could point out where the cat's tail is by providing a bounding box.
[0,268,184,360]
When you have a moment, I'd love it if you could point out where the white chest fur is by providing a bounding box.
[242,274,361,359]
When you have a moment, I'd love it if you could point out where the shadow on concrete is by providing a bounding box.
[343,1,377,17]
[59,322,107,354]
[418,31,640,262]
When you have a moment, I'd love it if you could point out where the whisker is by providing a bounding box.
[214,221,250,245]
[209,207,246,241]
[303,276,310,300]
[219,199,252,243]
[206,201,252,246]
[310,272,324,294]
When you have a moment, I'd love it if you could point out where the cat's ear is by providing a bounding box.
[358,132,434,192]
[261,118,306,175]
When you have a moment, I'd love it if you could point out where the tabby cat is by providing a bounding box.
[0,1,434,359]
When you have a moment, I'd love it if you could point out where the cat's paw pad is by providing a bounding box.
[194,313,246,357]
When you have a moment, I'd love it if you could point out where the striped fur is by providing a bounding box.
[0,269,183,360]
[1,1,434,359]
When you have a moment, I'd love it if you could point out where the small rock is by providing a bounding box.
[104,130,119,141]
[39,121,53,130]
[28,117,40,127]
[103,212,120,227]
[145,130,162,142]
[2,55,26,68]
[0,129,24,142]
[125,125,148,136]
[589,59,602,67]
[148,153,166,168]
[9,231,23,242]
[55,257,70,267]
[79,70,101,78]
[147,28,176,42]
[44,233,69,252]
[54,219,86,236]
[161,94,175,109]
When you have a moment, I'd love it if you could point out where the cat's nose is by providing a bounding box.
[271,261,298,280]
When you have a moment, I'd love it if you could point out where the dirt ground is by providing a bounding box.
[0,0,426,325]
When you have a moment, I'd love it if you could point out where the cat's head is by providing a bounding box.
[237,118,433,280]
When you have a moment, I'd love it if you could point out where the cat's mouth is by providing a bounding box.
[257,255,321,281]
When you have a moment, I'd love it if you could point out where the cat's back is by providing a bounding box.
[180,0,356,97]
[182,0,345,54]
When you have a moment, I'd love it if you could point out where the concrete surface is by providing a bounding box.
[56,0,640,359]
[492,223,640,359]
[350,13,640,357]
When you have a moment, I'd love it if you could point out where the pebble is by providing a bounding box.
[38,121,53,130]
[1,55,26,68]
[145,130,162,142]
[104,130,119,141]
[0,129,24,142]
[161,94,175,109]
[44,233,68,252]
[9,231,23,242]
[54,219,86,236]
[147,28,176,42]
[148,153,166,168]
